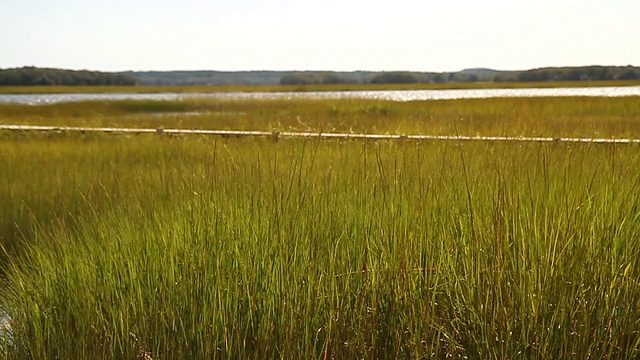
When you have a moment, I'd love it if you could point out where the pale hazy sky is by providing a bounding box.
[1,0,639,72]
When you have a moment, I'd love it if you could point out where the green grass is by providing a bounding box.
[2,96,640,358]
[1,80,640,94]
[2,96,640,139]
[1,130,640,358]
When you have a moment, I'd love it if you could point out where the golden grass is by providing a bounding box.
[1,97,639,139]
[1,80,640,94]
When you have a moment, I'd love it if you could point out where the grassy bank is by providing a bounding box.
[1,80,640,94]
[2,96,640,139]
[1,132,640,358]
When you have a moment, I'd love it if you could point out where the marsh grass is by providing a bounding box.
[2,80,640,94]
[2,97,640,139]
[1,133,640,358]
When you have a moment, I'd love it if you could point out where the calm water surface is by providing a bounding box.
[1,86,640,105]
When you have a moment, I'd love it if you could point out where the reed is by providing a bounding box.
[1,96,640,139]
[1,131,640,358]
[2,80,640,94]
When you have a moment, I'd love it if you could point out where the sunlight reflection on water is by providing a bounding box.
[1,86,640,105]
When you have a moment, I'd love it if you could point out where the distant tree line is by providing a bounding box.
[281,66,640,85]
[370,72,419,84]
[0,67,136,86]
[279,72,356,85]
[1,66,638,86]
[124,70,290,86]
[494,66,639,82]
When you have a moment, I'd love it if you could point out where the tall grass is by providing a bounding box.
[2,80,640,94]
[2,133,640,358]
[2,97,640,139]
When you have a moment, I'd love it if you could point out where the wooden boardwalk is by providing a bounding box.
[2,124,640,144]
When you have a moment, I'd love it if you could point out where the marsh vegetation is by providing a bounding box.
[1,96,640,359]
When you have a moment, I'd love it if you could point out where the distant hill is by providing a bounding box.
[459,68,500,75]
[1,66,638,86]
[122,70,381,86]
[125,66,640,86]
[121,70,290,86]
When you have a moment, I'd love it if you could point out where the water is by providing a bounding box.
[1,86,640,105]
[0,93,184,105]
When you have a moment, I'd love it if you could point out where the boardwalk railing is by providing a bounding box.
[2,124,640,144]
